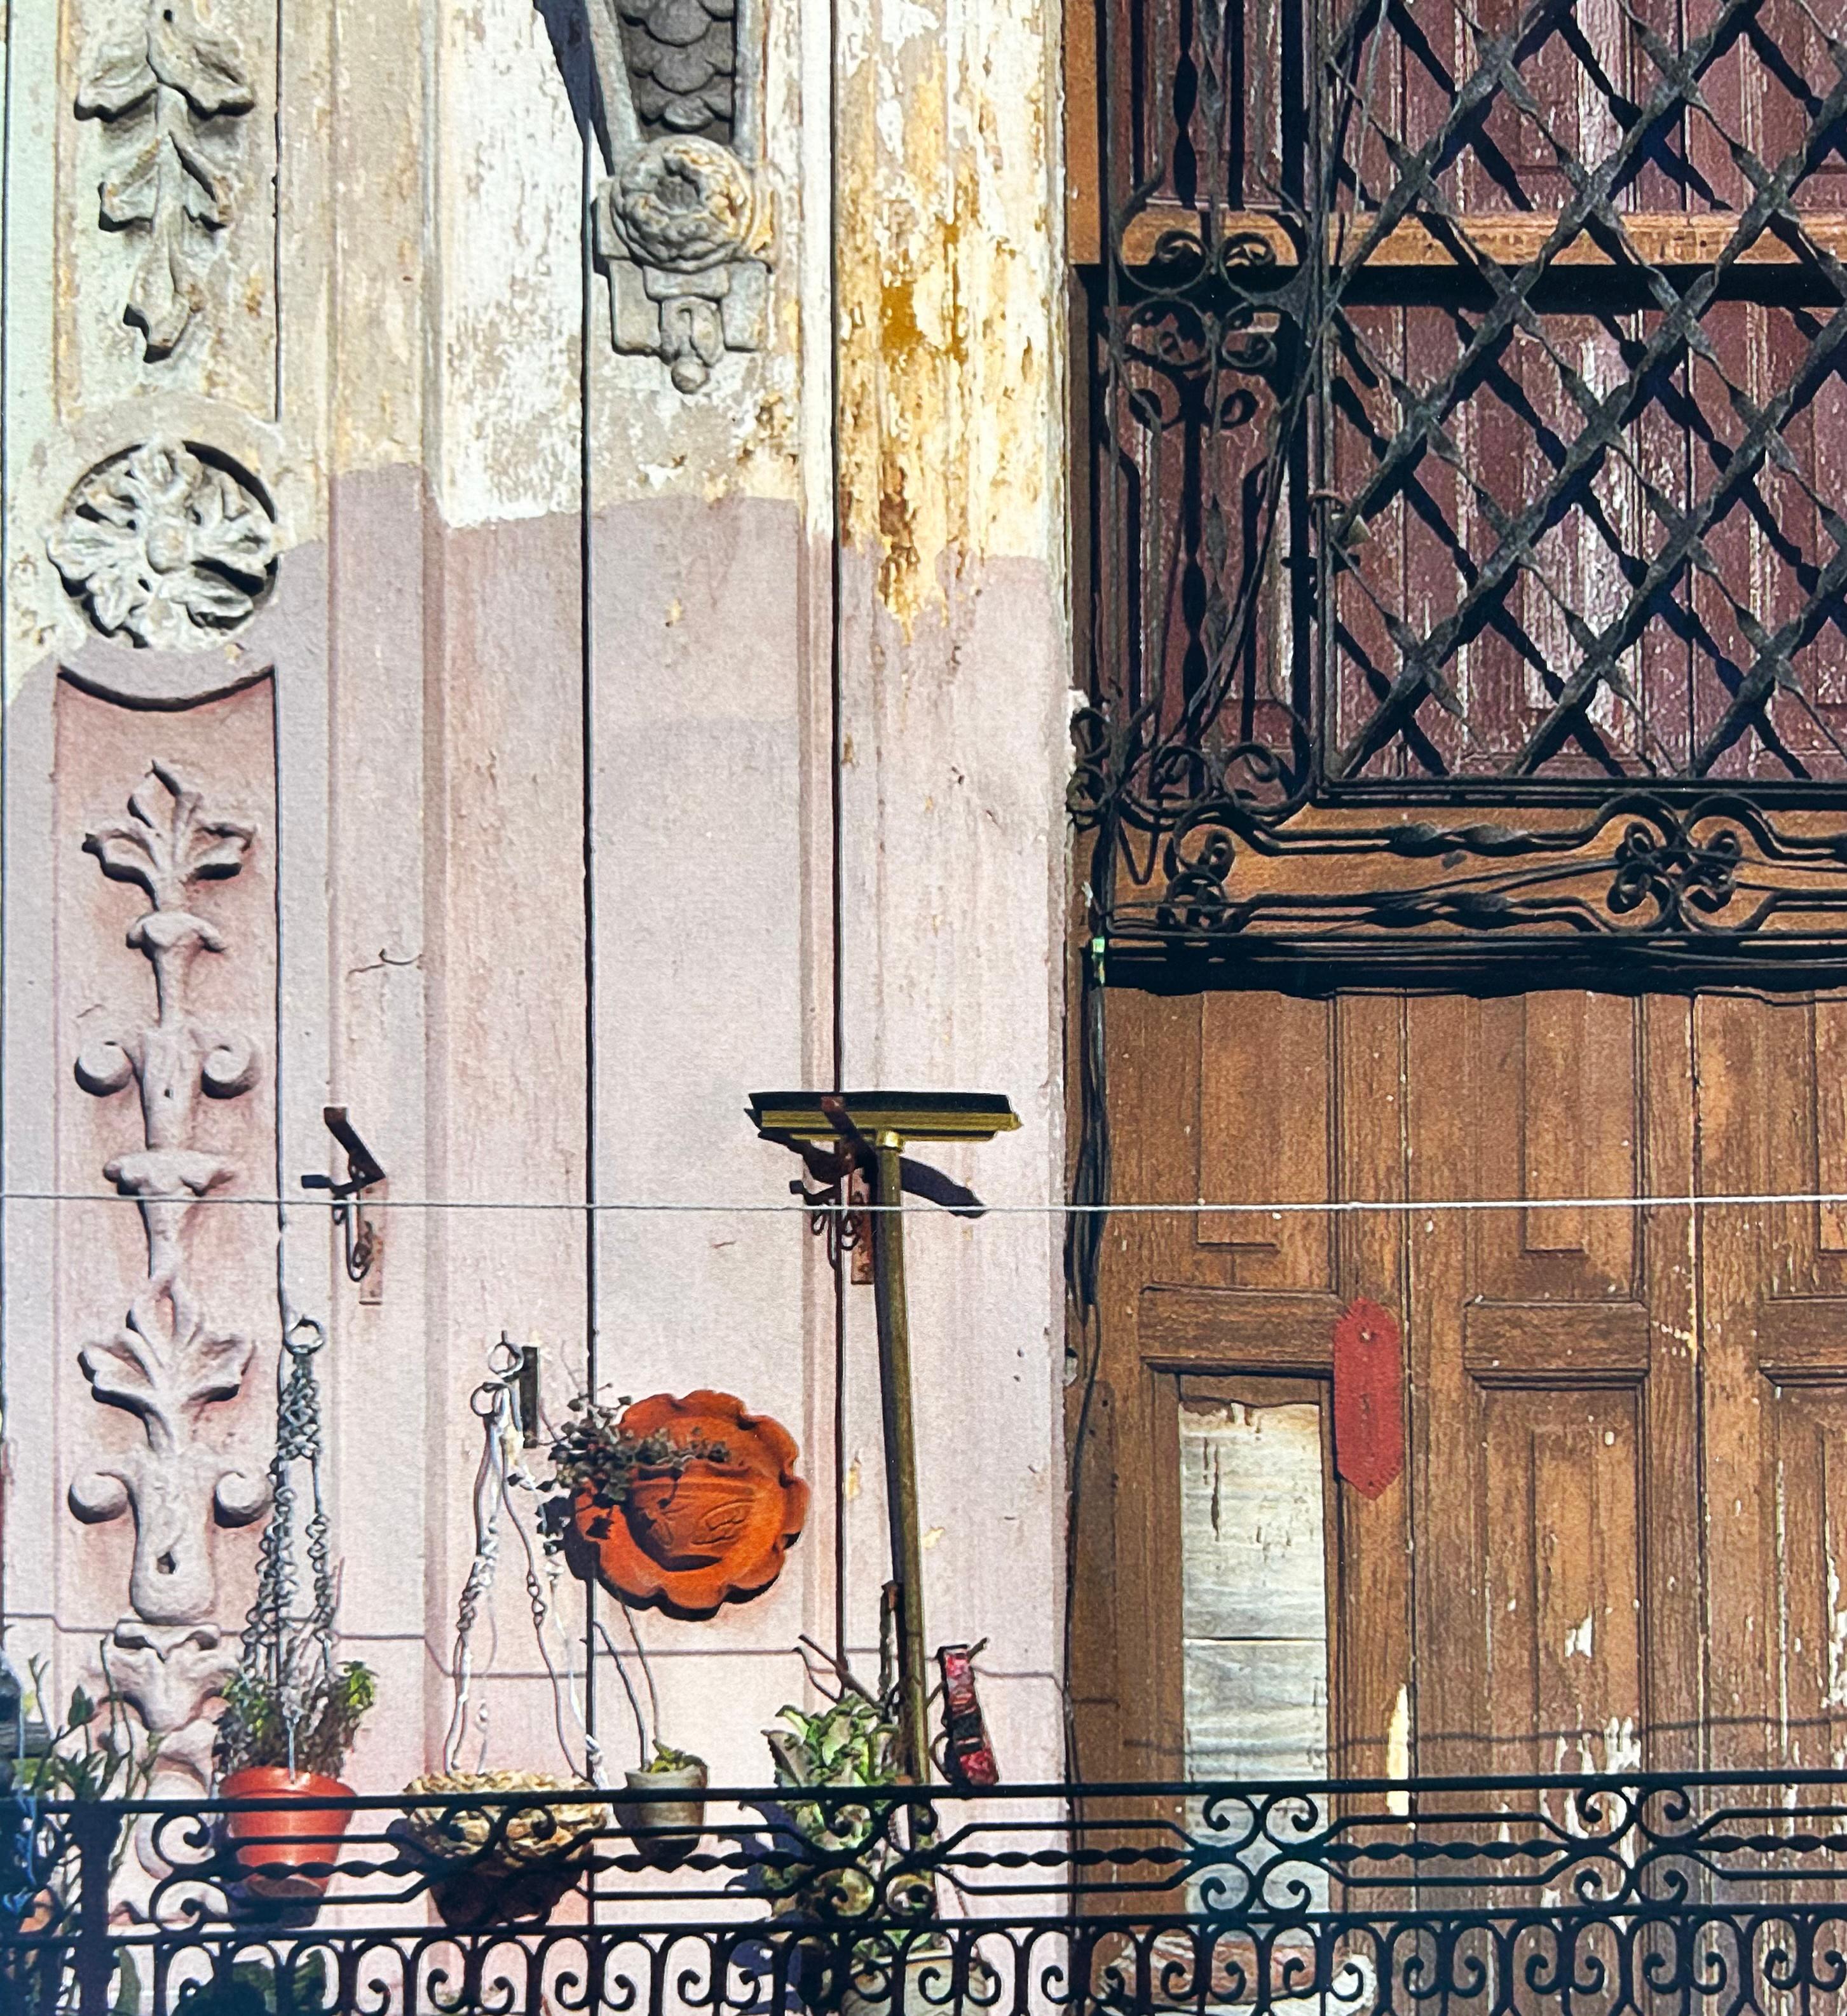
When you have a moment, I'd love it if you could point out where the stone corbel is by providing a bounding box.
[582,0,771,392]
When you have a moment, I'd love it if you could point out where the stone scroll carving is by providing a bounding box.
[48,440,277,650]
[71,762,268,1788]
[76,0,255,360]
[582,0,772,392]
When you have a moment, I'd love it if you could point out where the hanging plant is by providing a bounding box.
[398,1769,606,1930]
[545,1389,808,1618]
[538,1393,732,1532]
[214,1660,376,1782]
[401,1340,610,1930]
[215,1315,369,1907]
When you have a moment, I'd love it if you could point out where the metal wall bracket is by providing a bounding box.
[300,1105,387,1284]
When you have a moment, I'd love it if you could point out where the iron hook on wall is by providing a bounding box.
[299,1105,386,1284]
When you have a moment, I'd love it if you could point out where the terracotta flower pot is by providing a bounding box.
[623,1464,761,1570]
[568,1393,810,1618]
[616,1761,707,1869]
[220,1766,355,1901]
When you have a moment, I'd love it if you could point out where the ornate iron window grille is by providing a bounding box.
[1076,0,1847,983]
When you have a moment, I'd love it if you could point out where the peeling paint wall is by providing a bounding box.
[2,0,1068,1799]
[835,0,1060,631]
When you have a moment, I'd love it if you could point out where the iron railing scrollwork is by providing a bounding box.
[13,1772,1847,2013]
[1080,0,1847,982]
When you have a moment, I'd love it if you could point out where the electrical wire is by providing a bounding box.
[2,1187,1846,1215]
[589,1620,653,1771]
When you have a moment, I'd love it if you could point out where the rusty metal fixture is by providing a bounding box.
[1330,1297,1405,1500]
[1077,0,1847,984]
[749,1093,1020,1786]
[299,1105,386,1285]
[935,1645,998,1787]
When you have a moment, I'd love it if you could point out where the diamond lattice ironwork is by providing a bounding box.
[1080,0,1847,979]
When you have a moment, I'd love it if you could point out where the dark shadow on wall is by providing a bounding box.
[533,0,610,169]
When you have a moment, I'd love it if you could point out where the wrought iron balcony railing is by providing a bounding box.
[8,1771,1847,2015]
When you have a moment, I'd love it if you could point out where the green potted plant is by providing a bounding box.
[765,1691,982,2016]
[214,1657,374,1902]
[615,1740,709,1869]
[0,1654,160,2016]
[1,1657,158,1924]
[765,1694,906,1921]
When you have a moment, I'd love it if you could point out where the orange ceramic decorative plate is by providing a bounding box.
[572,1390,808,1618]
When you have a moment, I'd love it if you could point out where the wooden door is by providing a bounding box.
[1072,990,1389,1783]
[1072,985,1847,1781]
[1404,993,1700,1776]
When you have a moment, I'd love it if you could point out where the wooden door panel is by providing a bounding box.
[1696,994,1847,1767]
[1763,1388,1847,1771]
[1703,1359,1847,1767]
[1076,984,1707,1789]
[1408,993,1690,1773]
[1480,1388,1646,1776]
[1330,994,1415,1781]
[1816,998,1847,1253]
[1197,992,1333,1289]
[1491,991,1638,1287]
[1075,990,1410,1784]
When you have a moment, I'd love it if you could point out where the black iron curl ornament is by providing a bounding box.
[1103,793,1847,986]
[1609,819,1744,922]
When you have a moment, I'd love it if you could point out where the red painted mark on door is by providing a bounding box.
[1332,1296,1404,1499]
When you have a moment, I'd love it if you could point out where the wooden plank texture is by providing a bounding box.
[1073,983,1840,1786]
[1140,1287,1343,1367]
[1462,1301,1651,1384]
[1197,992,1332,1288]
[1120,207,1847,269]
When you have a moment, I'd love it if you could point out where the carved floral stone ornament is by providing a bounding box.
[49,439,277,649]
[582,0,772,392]
[71,761,268,1795]
[76,0,254,358]
[611,139,757,273]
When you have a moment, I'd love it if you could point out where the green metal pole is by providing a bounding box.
[871,1133,932,1783]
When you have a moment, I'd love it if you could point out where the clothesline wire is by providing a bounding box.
[3,1187,1847,1216]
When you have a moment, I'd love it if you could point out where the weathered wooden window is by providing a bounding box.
[1179,1379,1332,1900]
[1073,0,1847,983]
[1179,1380,1330,1787]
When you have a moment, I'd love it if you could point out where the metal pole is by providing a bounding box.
[870,1133,931,1783]
[71,1802,115,2016]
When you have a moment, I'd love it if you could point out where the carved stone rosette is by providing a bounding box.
[71,763,268,1794]
[583,0,772,392]
[48,439,277,650]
